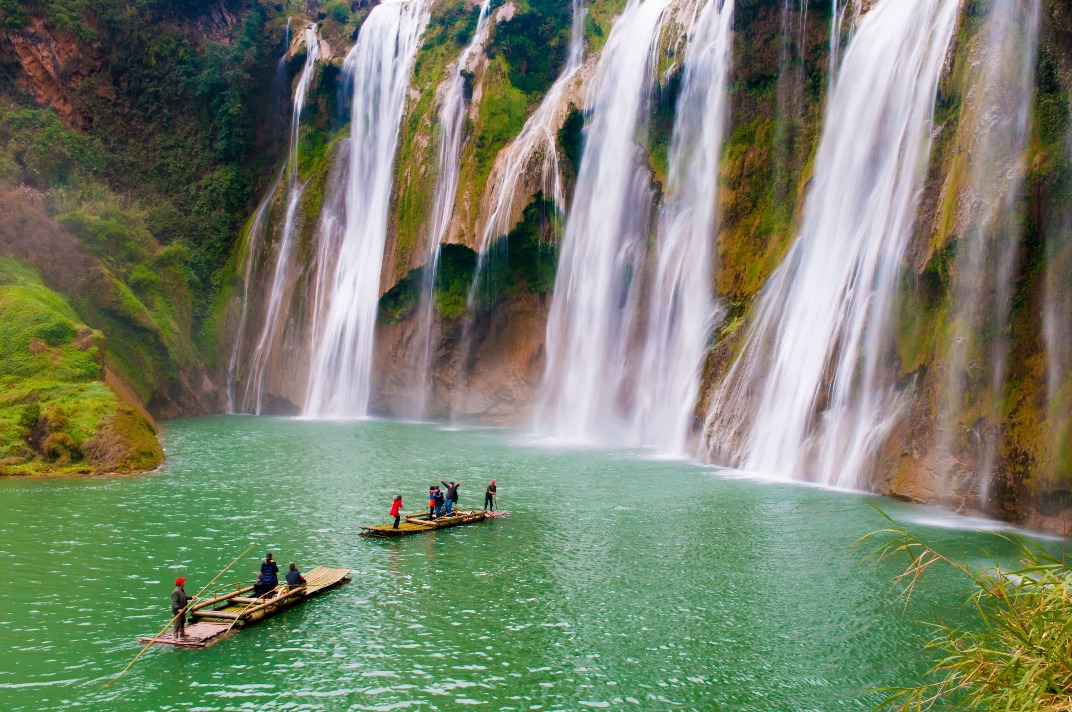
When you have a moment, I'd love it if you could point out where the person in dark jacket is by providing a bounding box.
[433,487,445,519]
[440,480,461,516]
[285,563,306,589]
[172,577,193,638]
[390,495,403,528]
[256,552,279,597]
[484,480,496,511]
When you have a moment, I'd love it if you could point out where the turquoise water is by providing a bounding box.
[0,416,1022,710]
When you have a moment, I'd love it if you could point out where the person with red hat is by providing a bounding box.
[484,480,496,512]
[171,577,193,639]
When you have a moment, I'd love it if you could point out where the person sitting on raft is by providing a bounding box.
[390,495,403,529]
[440,480,461,516]
[484,480,496,512]
[255,552,279,598]
[285,563,306,589]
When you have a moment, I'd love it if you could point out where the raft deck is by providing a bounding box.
[141,566,351,648]
[360,508,488,538]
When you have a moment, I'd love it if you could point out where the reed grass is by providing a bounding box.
[859,507,1072,711]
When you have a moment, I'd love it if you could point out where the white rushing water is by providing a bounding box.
[413,0,493,418]
[304,0,429,418]
[227,25,318,414]
[535,0,669,442]
[938,0,1038,500]
[626,0,734,452]
[704,0,961,486]
[241,26,320,414]
[537,0,734,453]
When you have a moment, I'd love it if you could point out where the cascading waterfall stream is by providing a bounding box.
[536,0,733,454]
[413,0,493,418]
[937,0,1039,502]
[304,0,430,418]
[704,0,961,486]
[226,24,317,414]
[626,0,734,452]
[534,0,670,443]
[241,26,320,414]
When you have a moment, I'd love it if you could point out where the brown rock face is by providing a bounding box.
[372,291,549,425]
[3,17,98,126]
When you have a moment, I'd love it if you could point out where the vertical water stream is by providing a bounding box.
[704,0,961,486]
[536,0,734,454]
[936,0,1039,501]
[626,0,734,452]
[226,25,318,414]
[242,26,320,414]
[304,0,430,418]
[413,0,493,418]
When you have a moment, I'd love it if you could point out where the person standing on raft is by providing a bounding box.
[390,495,403,529]
[428,486,437,520]
[440,480,461,516]
[434,486,446,519]
[484,480,496,512]
[172,577,193,639]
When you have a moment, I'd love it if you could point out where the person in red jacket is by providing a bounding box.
[390,495,403,529]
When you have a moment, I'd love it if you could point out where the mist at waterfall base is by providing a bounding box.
[0,416,1025,711]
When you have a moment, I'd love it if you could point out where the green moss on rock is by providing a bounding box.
[0,257,163,475]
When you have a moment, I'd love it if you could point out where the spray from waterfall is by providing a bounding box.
[704,0,961,486]
[413,0,493,419]
[936,0,1039,504]
[304,0,430,418]
[226,25,318,414]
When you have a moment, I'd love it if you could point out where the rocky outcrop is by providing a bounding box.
[1,17,98,126]
[372,290,549,424]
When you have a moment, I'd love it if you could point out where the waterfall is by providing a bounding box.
[937,0,1039,501]
[241,26,320,414]
[413,0,493,418]
[304,0,430,419]
[226,25,318,414]
[704,0,960,486]
[536,0,733,453]
[626,0,734,452]
[534,0,669,442]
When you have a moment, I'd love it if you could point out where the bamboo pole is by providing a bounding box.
[103,542,256,688]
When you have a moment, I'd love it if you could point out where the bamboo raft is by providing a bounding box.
[360,508,488,538]
[141,566,351,648]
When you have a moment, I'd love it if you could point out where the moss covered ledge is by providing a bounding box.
[0,257,163,476]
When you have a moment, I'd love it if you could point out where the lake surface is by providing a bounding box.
[0,416,1027,710]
